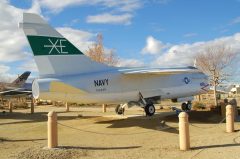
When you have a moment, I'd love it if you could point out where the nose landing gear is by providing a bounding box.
[181,101,192,111]
[115,104,126,115]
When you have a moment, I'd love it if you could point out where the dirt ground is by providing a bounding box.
[0,105,240,159]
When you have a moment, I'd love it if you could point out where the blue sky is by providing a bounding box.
[0,0,240,83]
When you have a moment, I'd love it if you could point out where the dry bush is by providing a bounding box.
[195,44,235,106]
[86,34,118,66]
[192,101,206,110]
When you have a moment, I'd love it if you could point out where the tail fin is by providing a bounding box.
[20,13,113,77]
[12,71,31,87]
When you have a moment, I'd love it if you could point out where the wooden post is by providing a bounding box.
[226,105,234,133]
[48,111,58,148]
[198,95,201,101]
[8,101,12,113]
[65,102,69,112]
[229,99,238,121]
[102,104,107,113]
[30,97,34,114]
[179,112,190,150]
[220,102,226,118]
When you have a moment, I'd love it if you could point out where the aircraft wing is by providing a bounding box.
[119,67,201,75]
[0,88,32,96]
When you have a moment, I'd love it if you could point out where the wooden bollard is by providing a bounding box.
[48,111,58,148]
[226,105,234,133]
[65,102,69,112]
[8,101,12,113]
[102,104,107,113]
[179,112,190,150]
[30,98,34,114]
[229,99,238,121]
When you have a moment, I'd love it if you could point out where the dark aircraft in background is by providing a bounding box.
[0,71,32,97]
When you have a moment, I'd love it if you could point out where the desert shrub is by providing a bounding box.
[192,102,206,110]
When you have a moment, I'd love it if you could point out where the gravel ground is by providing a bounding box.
[16,146,88,159]
[0,105,240,159]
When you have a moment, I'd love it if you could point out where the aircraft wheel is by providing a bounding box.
[181,103,187,111]
[187,101,192,110]
[115,105,125,115]
[145,104,155,116]
[181,102,192,111]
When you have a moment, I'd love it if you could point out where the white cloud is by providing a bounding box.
[39,0,87,13]
[39,0,142,13]
[39,0,141,25]
[28,0,42,14]
[0,74,17,83]
[0,0,42,78]
[19,59,38,73]
[150,0,171,4]
[57,27,95,52]
[183,33,198,38]
[230,16,240,25]
[0,65,10,74]
[141,36,169,55]
[64,19,80,27]
[152,33,240,67]
[57,28,120,58]
[86,13,133,25]
[38,0,169,25]
[0,64,16,82]
[0,0,41,62]
[107,0,142,12]
[117,58,144,67]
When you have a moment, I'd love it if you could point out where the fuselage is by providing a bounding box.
[21,13,209,105]
[35,67,209,104]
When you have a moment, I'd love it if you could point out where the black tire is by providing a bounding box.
[115,105,125,115]
[145,104,155,116]
[187,101,192,110]
[181,103,187,111]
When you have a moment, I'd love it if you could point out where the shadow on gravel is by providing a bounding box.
[58,145,141,150]
[1,138,46,142]
[0,112,78,125]
[164,110,223,124]
[95,112,179,134]
[95,110,224,134]
[192,143,240,150]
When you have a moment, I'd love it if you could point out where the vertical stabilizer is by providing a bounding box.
[20,13,114,77]
[12,71,31,87]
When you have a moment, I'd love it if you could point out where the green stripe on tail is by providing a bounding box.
[27,36,83,56]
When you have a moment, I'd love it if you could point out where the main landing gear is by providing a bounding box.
[144,103,155,116]
[115,92,156,116]
[115,103,156,116]
[140,92,156,116]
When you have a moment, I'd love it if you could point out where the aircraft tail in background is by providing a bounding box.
[11,71,31,87]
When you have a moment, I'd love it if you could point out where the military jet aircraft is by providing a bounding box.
[20,13,209,116]
[0,71,31,97]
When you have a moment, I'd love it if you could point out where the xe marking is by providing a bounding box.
[44,38,68,54]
